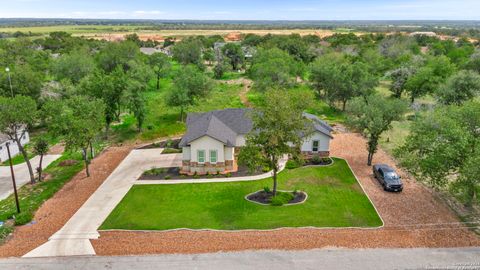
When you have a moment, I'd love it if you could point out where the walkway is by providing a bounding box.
[4,248,480,270]
[23,149,182,257]
[135,157,287,185]
[0,155,62,200]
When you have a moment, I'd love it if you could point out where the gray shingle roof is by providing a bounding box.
[302,112,334,138]
[179,109,333,147]
[179,108,253,147]
[0,133,10,145]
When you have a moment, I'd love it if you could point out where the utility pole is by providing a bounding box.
[5,67,13,97]
[6,142,21,213]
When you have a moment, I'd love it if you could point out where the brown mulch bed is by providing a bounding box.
[0,146,132,258]
[92,133,480,256]
[139,139,181,150]
[139,165,264,181]
[246,190,307,205]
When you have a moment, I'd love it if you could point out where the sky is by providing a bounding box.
[0,0,478,20]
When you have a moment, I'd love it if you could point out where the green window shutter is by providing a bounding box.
[198,150,205,163]
[210,150,217,163]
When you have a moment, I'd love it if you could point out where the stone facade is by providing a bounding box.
[181,160,236,175]
[301,151,330,159]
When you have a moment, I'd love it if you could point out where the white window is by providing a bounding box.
[312,140,319,152]
[197,150,205,163]
[210,150,217,163]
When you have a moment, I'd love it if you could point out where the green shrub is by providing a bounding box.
[312,156,322,165]
[164,175,171,180]
[263,186,271,193]
[270,192,294,206]
[286,159,304,169]
[162,148,182,154]
[14,212,34,226]
[225,172,232,178]
[262,166,270,173]
[144,167,165,176]
[0,225,13,243]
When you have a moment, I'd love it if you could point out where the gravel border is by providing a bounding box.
[92,133,479,256]
[0,146,132,258]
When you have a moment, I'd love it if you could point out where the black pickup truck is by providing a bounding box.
[373,164,403,192]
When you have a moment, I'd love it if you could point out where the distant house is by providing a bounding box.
[140,45,173,57]
[0,130,30,163]
[409,31,437,37]
[179,109,332,175]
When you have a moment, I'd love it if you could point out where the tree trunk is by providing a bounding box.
[15,132,35,184]
[82,148,90,177]
[342,100,347,111]
[156,73,161,90]
[105,123,110,139]
[410,95,415,104]
[180,107,184,122]
[367,152,373,166]
[89,141,95,159]
[37,154,44,182]
[272,167,278,197]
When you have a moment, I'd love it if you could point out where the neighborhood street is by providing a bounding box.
[3,248,480,270]
[0,155,62,200]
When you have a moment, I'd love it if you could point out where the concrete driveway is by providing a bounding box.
[0,155,62,200]
[24,148,182,258]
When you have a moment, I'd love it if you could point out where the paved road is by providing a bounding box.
[23,149,182,258]
[0,155,62,200]
[4,248,480,269]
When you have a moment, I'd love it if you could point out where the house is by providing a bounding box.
[0,130,30,163]
[179,108,332,175]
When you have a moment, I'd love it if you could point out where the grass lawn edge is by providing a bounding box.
[99,157,384,232]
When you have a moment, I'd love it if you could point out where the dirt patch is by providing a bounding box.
[92,132,479,255]
[47,143,65,155]
[0,146,132,257]
[224,78,252,108]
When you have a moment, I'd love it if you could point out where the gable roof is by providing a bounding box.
[179,109,333,147]
[302,112,334,139]
[0,133,9,145]
[179,108,253,147]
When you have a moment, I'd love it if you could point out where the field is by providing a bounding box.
[100,158,382,230]
[0,25,358,40]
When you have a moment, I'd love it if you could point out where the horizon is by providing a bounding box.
[1,0,479,21]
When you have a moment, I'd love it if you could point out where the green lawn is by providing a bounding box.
[0,151,84,225]
[100,158,382,230]
[247,84,346,124]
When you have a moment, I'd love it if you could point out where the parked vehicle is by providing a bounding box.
[373,164,403,192]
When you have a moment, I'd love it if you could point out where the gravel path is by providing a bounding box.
[0,146,131,258]
[91,133,480,256]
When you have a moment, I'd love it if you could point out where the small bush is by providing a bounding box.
[164,175,171,180]
[270,192,294,206]
[0,225,13,243]
[14,212,34,226]
[312,156,322,165]
[144,167,165,176]
[263,186,271,193]
[225,172,232,178]
[162,148,182,154]
[262,166,270,173]
[286,159,304,169]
